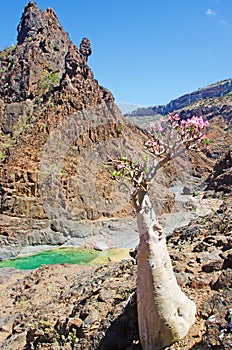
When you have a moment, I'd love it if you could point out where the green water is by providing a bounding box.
[0,248,99,270]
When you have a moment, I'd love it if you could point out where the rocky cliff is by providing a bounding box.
[205,150,232,196]
[126,79,232,117]
[0,2,176,259]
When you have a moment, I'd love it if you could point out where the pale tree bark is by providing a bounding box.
[108,114,208,349]
[134,190,196,350]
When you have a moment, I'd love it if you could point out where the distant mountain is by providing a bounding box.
[125,79,232,117]
[117,102,142,114]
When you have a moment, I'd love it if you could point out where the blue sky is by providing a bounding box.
[1,0,232,111]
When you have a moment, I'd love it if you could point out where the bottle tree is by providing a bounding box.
[108,113,209,350]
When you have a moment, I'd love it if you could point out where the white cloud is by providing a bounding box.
[205,8,216,16]
[221,20,228,25]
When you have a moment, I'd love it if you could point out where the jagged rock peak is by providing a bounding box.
[79,38,92,61]
[17,1,62,44]
[0,1,99,105]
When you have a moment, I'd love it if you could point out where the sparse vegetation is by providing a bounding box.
[48,71,60,86]
[117,123,125,133]
[0,133,14,161]
[53,42,60,51]
[0,44,16,58]
[38,70,60,95]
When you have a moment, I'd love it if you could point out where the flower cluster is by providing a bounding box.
[145,113,210,155]
[180,116,209,129]
[179,115,209,146]
[168,113,181,128]
[108,113,210,189]
[109,157,148,191]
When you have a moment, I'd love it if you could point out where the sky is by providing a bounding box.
[1,0,232,112]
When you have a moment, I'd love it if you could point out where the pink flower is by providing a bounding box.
[117,161,125,169]
[168,113,180,122]
[203,120,209,127]
[198,134,207,142]
[173,114,180,121]
[180,116,209,133]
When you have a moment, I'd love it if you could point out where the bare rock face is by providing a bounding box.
[17,2,44,44]
[206,150,232,195]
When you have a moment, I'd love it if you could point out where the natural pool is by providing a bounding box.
[0,247,129,270]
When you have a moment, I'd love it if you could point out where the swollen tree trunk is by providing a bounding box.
[135,190,196,350]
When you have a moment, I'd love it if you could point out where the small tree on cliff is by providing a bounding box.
[108,113,209,350]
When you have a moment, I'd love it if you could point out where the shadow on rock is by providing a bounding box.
[98,292,141,350]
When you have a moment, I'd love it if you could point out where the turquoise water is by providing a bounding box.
[0,248,99,270]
